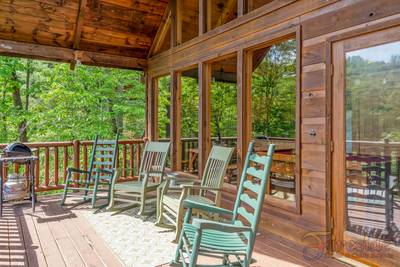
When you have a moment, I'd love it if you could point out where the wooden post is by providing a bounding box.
[237,50,252,184]
[170,71,182,171]
[145,73,158,140]
[198,62,211,178]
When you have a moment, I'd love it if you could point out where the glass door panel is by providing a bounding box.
[345,41,400,247]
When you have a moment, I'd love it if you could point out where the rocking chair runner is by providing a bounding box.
[107,141,171,215]
[173,142,275,267]
[60,134,119,208]
[157,145,234,242]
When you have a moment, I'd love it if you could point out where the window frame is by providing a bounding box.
[245,28,301,213]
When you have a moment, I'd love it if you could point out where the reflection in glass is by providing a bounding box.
[345,42,400,246]
[251,39,297,201]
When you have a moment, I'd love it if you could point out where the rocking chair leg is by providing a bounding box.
[222,254,229,265]
[91,178,99,208]
[155,203,164,225]
[61,182,68,206]
[60,173,71,206]
[174,206,185,243]
[138,193,146,215]
[83,179,91,200]
[174,230,185,263]
[189,231,202,267]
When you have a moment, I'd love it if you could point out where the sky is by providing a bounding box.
[346,41,400,63]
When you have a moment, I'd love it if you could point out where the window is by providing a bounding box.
[250,38,299,206]
[157,75,171,139]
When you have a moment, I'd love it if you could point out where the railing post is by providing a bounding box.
[73,140,80,181]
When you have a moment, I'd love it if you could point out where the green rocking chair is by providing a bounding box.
[107,141,171,215]
[173,142,275,267]
[156,145,234,242]
[61,134,119,208]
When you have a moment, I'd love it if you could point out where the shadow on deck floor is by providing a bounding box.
[0,195,349,267]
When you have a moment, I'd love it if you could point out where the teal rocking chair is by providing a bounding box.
[173,142,275,267]
[107,141,171,215]
[60,135,119,208]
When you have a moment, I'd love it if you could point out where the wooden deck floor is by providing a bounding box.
[0,195,349,267]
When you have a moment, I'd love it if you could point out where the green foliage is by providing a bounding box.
[252,39,296,138]
[157,76,171,139]
[1,39,298,144]
[181,77,199,137]
[211,81,237,139]
[0,57,145,143]
[346,52,400,142]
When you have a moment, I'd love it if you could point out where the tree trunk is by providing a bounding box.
[11,70,28,142]
[1,89,7,141]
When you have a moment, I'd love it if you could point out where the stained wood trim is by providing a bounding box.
[148,0,336,77]
[236,49,252,188]
[242,27,301,214]
[199,0,207,35]
[170,0,182,47]
[0,39,147,70]
[238,0,249,17]
[73,0,87,50]
[198,62,211,178]
[145,74,158,140]
[70,0,87,70]
[148,3,172,57]
[170,71,182,170]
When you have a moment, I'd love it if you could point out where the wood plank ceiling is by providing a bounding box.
[0,0,169,68]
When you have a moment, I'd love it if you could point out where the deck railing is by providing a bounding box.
[0,139,145,192]
[1,136,297,193]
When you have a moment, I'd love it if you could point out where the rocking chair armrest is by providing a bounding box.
[180,184,221,191]
[67,167,90,174]
[183,199,233,216]
[142,170,164,176]
[165,175,198,183]
[192,219,252,233]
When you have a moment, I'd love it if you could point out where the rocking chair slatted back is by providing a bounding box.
[88,135,119,181]
[232,142,275,232]
[199,146,235,197]
[139,141,170,179]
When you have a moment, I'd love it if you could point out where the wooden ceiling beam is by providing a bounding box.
[71,0,87,70]
[0,39,147,70]
[148,2,171,57]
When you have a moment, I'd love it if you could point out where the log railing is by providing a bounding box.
[0,139,145,192]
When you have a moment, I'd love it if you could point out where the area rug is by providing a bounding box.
[81,207,176,267]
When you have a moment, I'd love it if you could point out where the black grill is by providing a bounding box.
[3,143,32,158]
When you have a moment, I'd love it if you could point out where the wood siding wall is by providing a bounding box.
[147,0,400,248]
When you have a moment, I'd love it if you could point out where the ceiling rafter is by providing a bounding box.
[147,2,172,57]
[71,0,88,70]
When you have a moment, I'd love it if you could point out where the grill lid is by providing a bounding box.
[3,143,32,157]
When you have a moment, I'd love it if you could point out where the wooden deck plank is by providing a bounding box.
[47,201,106,267]
[31,207,67,267]
[0,207,10,266]
[72,209,125,267]
[41,204,85,267]
[18,212,47,267]
[11,214,28,267]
